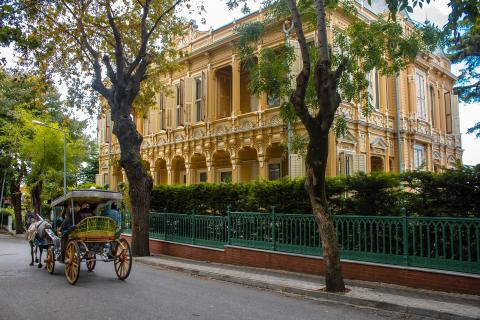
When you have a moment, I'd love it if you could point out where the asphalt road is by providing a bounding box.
[0,233,424,320]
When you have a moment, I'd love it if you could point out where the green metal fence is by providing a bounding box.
[122,211,480,274]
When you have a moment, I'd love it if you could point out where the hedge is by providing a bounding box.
[0,208,15,229]
[150,165,480,217]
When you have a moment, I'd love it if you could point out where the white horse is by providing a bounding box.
[26,220,52,268]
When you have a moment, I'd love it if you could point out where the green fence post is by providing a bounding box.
[227,205,231,245]
[401,207,408,266]
[191,209,196,245]
[271,206,276,251]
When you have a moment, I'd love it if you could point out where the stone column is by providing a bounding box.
[232,56,241,117]
[258,155,268,180]
[365,133,371,173]
[185,162,192,185]
[207,65,216,122]
[167,164,173,185]
[385,138,390,172]
[427,144,433,171]
[379,74,388,113]
[206,160,215,183]
[230,157,239,183]
[326,131,337,177]
[150,164,158,186]
[406,65,417,118]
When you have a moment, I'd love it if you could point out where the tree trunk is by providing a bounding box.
[31,180,42,217]
[112,105,152,257]
[9,178,23,234]
[305,128,345,292]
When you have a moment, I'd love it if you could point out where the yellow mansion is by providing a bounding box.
[97,2,462,189]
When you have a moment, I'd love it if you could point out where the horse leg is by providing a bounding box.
[38,247,43,268]
[29,241,34,266]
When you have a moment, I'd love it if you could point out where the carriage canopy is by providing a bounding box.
[51,189,122,207]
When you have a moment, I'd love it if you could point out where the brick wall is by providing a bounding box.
[123,236,480,295]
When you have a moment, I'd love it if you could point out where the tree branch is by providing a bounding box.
[315,0,330,64]
[105,0,125,79]
[127,0,183,77]
[102,55,117,84]
[285,0,313,129]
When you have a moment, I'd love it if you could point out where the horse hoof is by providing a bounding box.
[29,262,34,266]
[38,264,42,269]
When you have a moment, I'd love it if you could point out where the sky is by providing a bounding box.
[1,0,478,165]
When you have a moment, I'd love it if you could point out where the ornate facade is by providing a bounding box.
[97,2,462,189]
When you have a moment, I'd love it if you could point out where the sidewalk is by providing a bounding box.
[0,228,24,239]
[136,255,480,320]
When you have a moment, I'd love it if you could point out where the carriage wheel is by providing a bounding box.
[65,241,81,285]
[113,239,132,280]
[85,252,96,272]
[45,247,55,274]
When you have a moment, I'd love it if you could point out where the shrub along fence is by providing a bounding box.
[121,210,480,274]
[149,166,480,217]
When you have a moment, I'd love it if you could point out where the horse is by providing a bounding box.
[25,220,52,268]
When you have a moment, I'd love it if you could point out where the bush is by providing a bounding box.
[0,208,14,226]
[400,165,480,217]
[149,165,480,217]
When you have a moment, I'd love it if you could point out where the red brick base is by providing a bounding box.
[123,236,480,295]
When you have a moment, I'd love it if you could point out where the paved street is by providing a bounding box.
[0,234,425,320]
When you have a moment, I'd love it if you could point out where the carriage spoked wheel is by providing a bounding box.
[85,252,96,272]
[113,239,132,280]
[65,241,81,285]
[45,246,55,274]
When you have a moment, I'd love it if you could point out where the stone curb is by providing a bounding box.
[135,257,478,320]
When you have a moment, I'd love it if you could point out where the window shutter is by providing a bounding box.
[149,108,157,133]
[452,94,460,134]
[202,71,207,121]
[445,91,452,133]
[184,77,194,124]
[179,79,185,126]
[166,86,175,128]
[289,153,305,178]
[353,154,366,173]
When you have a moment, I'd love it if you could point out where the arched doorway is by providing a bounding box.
[238,147,259,182]
[371,156,384,172]
[154,158,167,185]
[190,153,208,183]
[212,150,232,183]
[172,156,186,184]
[265,144,288,180]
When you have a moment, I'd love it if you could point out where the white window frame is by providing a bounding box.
[217,169,232,183]
[338,151,355,176]
[429,84,436,128]
[368,69,380,111]
[268,161,282,180]
[415,70,427,121]
[159,92,165,131]
[413,144,425,171]
[197,169,207,183]
[194,77,202,122]
[175,83,182,127]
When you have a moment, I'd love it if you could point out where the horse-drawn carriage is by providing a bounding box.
[42,189,132,285]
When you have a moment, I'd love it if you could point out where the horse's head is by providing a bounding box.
[25,213,38,229]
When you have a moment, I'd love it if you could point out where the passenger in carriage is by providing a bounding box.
[75,203,97,224]
[59,210,73,263]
